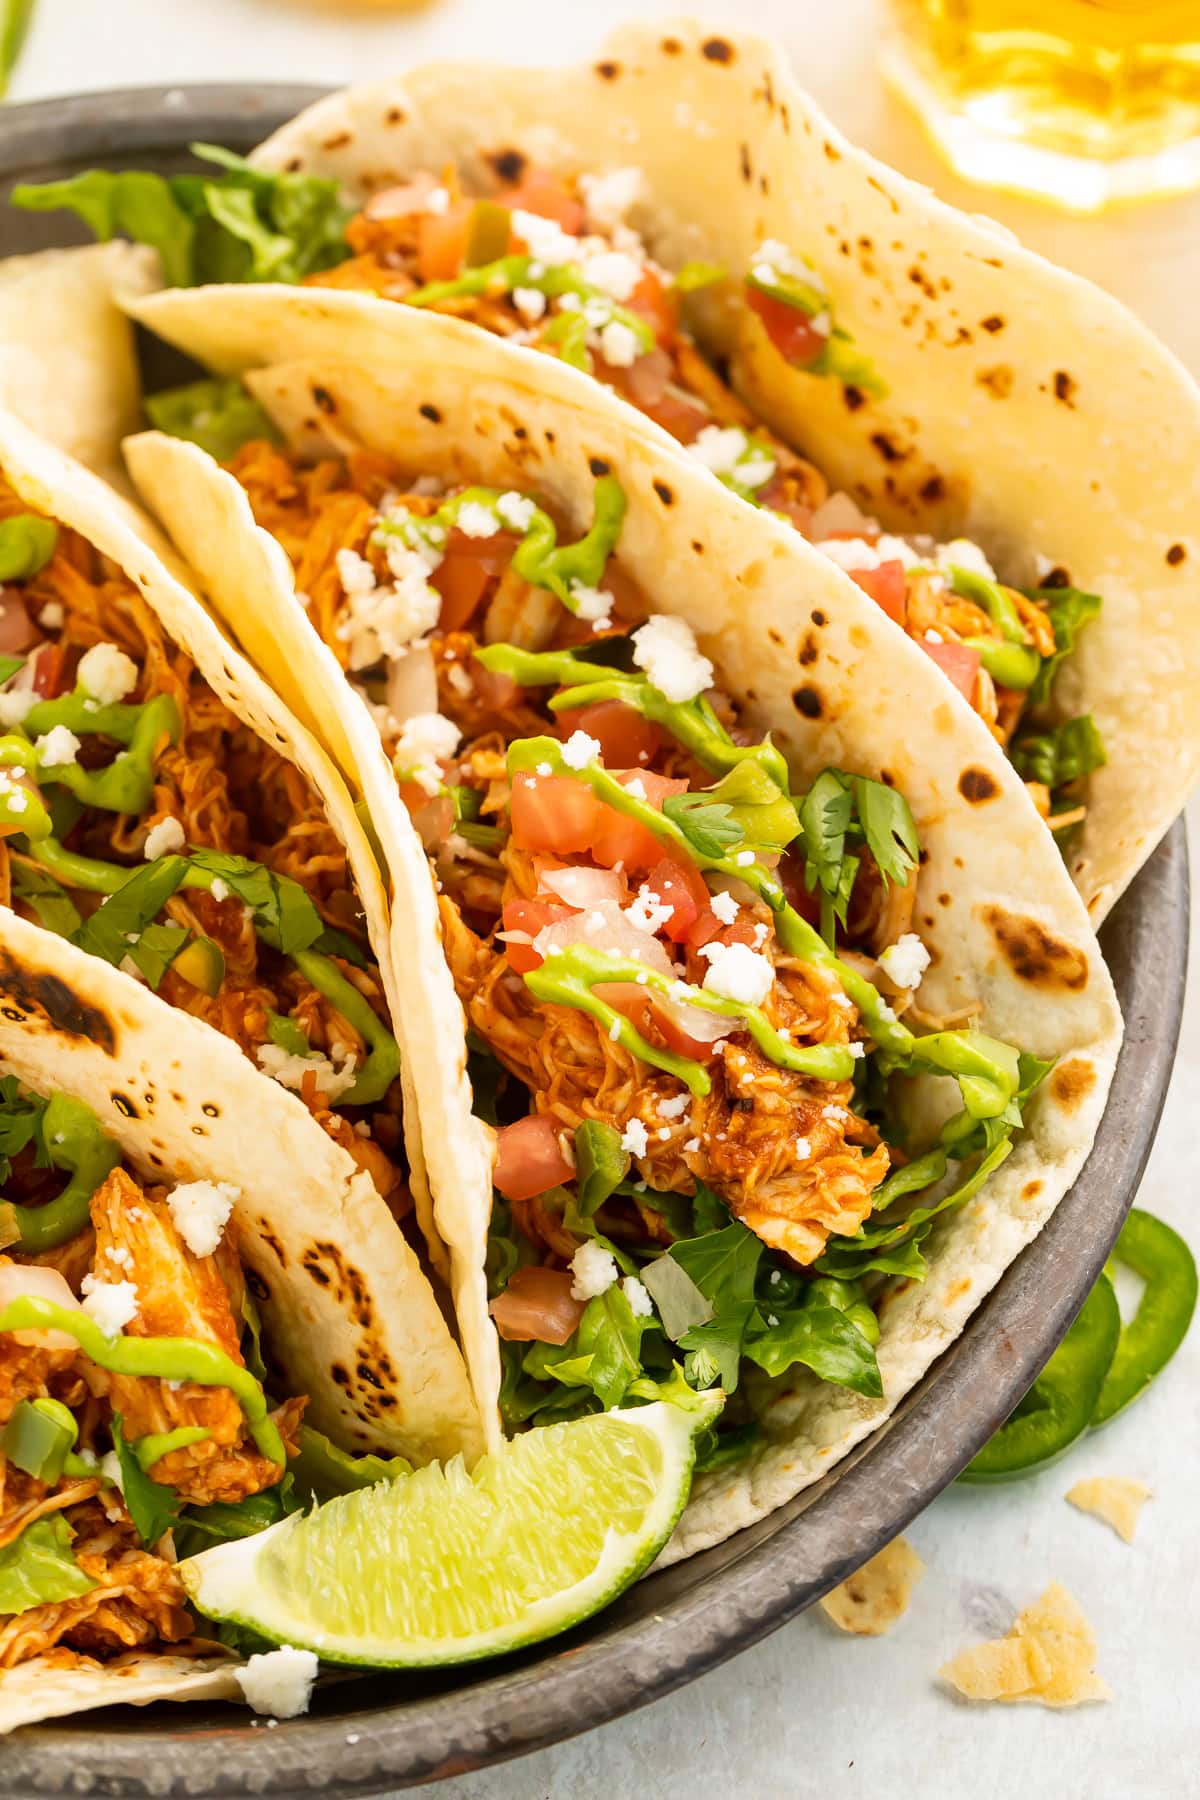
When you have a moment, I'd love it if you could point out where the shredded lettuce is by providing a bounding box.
[145,378,280,461]
[0,1514,95,1614]
[1012,713,1106,790]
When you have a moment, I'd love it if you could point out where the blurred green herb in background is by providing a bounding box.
[0,0,33,99]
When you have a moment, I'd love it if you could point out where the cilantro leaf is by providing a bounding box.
[661,792,745,858]
[10,860,81,938]
[186,850,323,953]
[111,1416,183,1548]
[526,1285,655,1409]
[796,767,918,943]
[0,1074,44,1183]
[669,1220,763,1311]
[0,1514,96,1613]
[851,775,919,889]
[71,857,189,971]
[1011,714,1106,790]
[1025,585,1102,706]
[680,1303,758,1393]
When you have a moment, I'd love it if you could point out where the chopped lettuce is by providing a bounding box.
[0,1514,95,1614]
[1012,713,1106,790]
[1025,585,1102,707]
[12,144,352,288]
[145,378,280,461]
[111,1416,183,1548]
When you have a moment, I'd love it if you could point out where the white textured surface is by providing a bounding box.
[12,2,1200,1792]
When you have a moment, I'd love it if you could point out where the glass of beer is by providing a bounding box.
[881,1,1200,209]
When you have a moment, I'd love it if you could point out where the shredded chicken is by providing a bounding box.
[85,1171,302,1506]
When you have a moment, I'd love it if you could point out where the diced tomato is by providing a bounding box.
[746,286,827,367]
[624,269,677,348]
[644,855,710,944]
[919,638,981,703]
[493,1115,576,1203]
[29,641,67,699]
[489,1265,585,1345]
[469,655,522,713]
[614,768,688,809]
[364,173,441,221]
[598,983,725,1064]
[849,559,908,625]
[600,346,672,412]
[686,908,722,951]
[556,700,662,769]
[416,198,476,281]
[500,169,583,234]
[590,771,688,874]
[500,898,574,974]
[432,528,519,632]
[510,772,601,856]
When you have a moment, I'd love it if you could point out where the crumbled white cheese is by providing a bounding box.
[631,614,713,704]
[104,1244,133,1272]
[735,850,756,868]
[569,1239,619,1302]
[497,491,537,532]
[99,1449,124,1494]
[620,1117,649,1157]
[210,878,230,903]
[936,538,996,581]
[512,286,547,323]
[622,1275,654,1318]
[689,425,751,479]
[235,1646,319,1720]
[512,208,578,268]
[35,724,80,768]
[455,501,501,540]
[848,1041,866,1059]
[80,1274,138,1337]
[568,582,613,627]
[657,1092,690,1120]
[699,940,774,1007]
[393,711,461,796]
[625,885,672,935]
[166,1179,238,1259]
[709,889,739,926]
[37,602,64,631]
[78,641,137,705]
[683,1136,700,1153]
[581,249,641,301]
[623,774,647,799]
[597,318,640,368]
[581,167,645,231]
[336,543,441,671]
[751,238,827,296]
[815,534,919,574]
[561,729,601,770]
[878,932,931,991]
[143,816,186,861]
[795,1136,812,1159]
[256,1043,359,1103]
[0,688,35,728]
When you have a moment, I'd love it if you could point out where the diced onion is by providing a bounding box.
[538,865,626,910]
[809,492,877,540]
[385,643,439,726]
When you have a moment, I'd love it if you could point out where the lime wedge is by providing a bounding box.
[180,1399,718,1666]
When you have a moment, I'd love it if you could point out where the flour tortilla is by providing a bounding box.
[218,16,1200,925]
[0,1648,242,1735]
[0,404,483,1468]
[119,304,1122,1558]
[0,242,156,483]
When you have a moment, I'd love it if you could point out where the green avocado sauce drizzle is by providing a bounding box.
[948,565,1042,692]
[0,690,182,839]
[0,1092,122,1255]
[132,1425,211,1471]
[373,476,627,617]
[404,255,655,372]
[0,1297,285,1465]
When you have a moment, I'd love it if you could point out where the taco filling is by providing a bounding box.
[0,1076,408,1688]
[0,481,406,1210]
[16,148,1105,829]
[219,443,1048,1457]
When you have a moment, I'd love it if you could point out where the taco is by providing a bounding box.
[20,20,1199,919]
[0,403,484,1479]
[119,314,1122,1557]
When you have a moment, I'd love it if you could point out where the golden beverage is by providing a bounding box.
[884,0,1200,207]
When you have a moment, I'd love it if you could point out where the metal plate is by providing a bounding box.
[0,85,1187,1798]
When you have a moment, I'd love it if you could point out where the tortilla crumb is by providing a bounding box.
[1066,1477,1151,1543]
[819,1537,925,1636]
[940,1582,1109,1707]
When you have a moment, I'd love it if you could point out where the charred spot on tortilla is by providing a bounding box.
[0,952,116,1051]
[871,432,908,464]
[981,314,1006,333]
[310,385,337,415]
[320,131,352,152]
[843,383,867,414]
[740,144,753,183]
[959,767,998,803]
[661,35,683,55]
[419,403,442,424]
[920,474,946,505]
[595,59,620,81]
[283,156,303,174]
[512,424,528,441]
[302,1247,333,1287]
[259,1227,287,1267]
[1054,371,1077,407]
[331,1362,351,1389]
[0,1007,23,1023]
[487,147,526,184]
[111,1092,138,1119]
[384,106,406,126]
[799,632,819,666]
[938,892,952,907]
[1023,1180,1044,1201]
[653,480,675,506]
[793,684,822,719]
[702,36,734,61]
[588,455,610,478]
[1166,543,1187,566]
[811,608,827,626]
[245,1267,271,1303]
[1050,1058,1097,1110]
[823,140,841,161]
[202,1101,220,1117]
[692,539,705,554]
[977,365,1014,399]
[983,906,1090,991]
